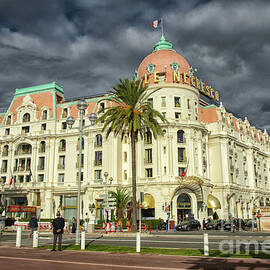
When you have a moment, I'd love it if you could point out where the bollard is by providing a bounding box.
[204,232,209,256]
[33,230,39,248]
[81,231,85,250]
[16,226,22,248]
[136,232,141,253]
[156,224,158,232]
[220,220,224,231]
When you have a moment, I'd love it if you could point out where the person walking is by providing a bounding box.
[29,214,38,238]
[202,218,206,231]
[71,217,76,234]
[118,219,123,232]
[51,211,65,251]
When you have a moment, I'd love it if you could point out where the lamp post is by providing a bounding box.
[66,100,97,245]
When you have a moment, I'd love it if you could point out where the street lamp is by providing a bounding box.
[66,99,97,245]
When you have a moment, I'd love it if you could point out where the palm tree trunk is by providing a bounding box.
[131,131,137,231]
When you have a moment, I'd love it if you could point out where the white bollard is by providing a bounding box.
[81,231,85,250]
[136,232,141,253]
[204,232,209,256]
[16,226,22,248]
[33,230,39,248]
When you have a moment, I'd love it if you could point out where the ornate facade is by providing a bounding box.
[0,36,269,224]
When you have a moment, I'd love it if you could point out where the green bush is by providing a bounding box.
[141,219,163,229]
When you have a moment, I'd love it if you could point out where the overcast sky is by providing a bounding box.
[0,0,269,131]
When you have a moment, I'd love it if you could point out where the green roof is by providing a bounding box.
[14,82,64,97]
[153,35,175,52]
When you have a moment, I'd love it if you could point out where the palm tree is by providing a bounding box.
[109,187,131,219]
[98,77,167,231]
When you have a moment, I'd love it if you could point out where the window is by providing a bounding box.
[148,98,153,106]
[99,103,105,113]
[124,170,127,180]
[94,151,102,166]
[1,177,6,184]
[162,112,166,118]
[124,152,127,162]
[58,156,65,169]
[59,173,65,183]
[178,167,185,177]
[187,99,190,110]
[1,160,7,173]
[145,149,152,164]
[175,112,181,119]
[177,130,185,143]
[18,175,24,183]
[164,166,167,175]
[22,126,30,134]
[178,148,186,162]
[77,137,84,150]
[39,141,46,153]
[23,113,30,122]
[95,134,102,147]
[5,128,10,135]
[174,97,181,107]
[41,123,46,131]
[77,172,84,181]
[145,168,153,178]
[38,157,45,170]
[42,110,48,120]
[76,154,84,168]
[6,115,11,125]
[59,140,66,151]
[2,145,9,156]
[62,122,67,130]
[145,131,152,144]
[161,97,166,107]
[38,174,44,182]
[95,170,102,180]
[62,108,68,118]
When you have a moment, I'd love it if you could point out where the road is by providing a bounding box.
[1,231,270,252]
[0,246,270,270]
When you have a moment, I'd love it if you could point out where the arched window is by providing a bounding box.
[59,140,66,151]
[95,134,102,147]
[177,130,185,143]
[42,110,48,120]
[266,198,270,207]
[142,193,155,218]
[39,141,46,153]
[6,115,12,125]
[23,113,30,122]
[145,131,152,144]
[2,145,9,156]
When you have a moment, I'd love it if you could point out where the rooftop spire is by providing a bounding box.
[153,35,175,52]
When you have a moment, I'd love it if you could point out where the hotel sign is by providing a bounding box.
[143,71,219,102]
[8,205,36,213]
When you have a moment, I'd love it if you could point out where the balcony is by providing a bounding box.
[1,168,7,173]
[15,149,32,156]
[94,142,102,148]
[2,151,8,157]
[178,158,187,163]
[177,138,186,144]
[37,166,45,171]
[94,160,102,166]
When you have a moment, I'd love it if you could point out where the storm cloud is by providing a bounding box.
[0,0,269,130]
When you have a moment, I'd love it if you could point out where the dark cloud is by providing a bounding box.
[0,0,269,131]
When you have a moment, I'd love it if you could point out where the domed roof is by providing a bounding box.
[137,35,190,85]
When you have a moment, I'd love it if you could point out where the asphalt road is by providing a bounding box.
[1,246,270,270]
[1,231,270,252]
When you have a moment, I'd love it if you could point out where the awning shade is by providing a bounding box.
[207,194,221,209]
[142,194,155,209]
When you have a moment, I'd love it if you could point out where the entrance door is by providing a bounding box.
[177,193,192,223]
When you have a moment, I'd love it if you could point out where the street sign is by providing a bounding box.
[257,213,262,218]
[140,203,142,209]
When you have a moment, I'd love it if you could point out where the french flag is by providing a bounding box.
[152,19,161,28]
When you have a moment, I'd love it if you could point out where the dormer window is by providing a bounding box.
[100,103,105,113]
[6,115,12,125]
[62,108,68,118]
[42,110,48,120]
[23,113,30,123]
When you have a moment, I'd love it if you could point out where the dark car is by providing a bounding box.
[205,219,226,230]
[176,220,201,231]
[224,218,245,231]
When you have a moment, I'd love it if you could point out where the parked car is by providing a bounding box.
[176,220,201,231]
[223,218,245,231]
[205,219,226,230]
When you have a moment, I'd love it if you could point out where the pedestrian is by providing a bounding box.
[71,217,76,234]
[29,214,38,238]
[51,211,65,251]
[126,220,130,231]
[202,218,206,230]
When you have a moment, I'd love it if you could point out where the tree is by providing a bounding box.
[98,77,167,231]
[109,187,131,219]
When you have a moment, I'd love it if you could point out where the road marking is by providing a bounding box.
[0,256,187,270]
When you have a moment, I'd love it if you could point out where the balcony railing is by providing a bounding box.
[15,150,32,155]
[37,166,45,171]
[94,160,102,166]
[58,147,66,152]
[2,151,8,157]
[58,164,65,170]
[1,168,7,173]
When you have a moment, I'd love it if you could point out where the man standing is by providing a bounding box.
[29,214,38,238]
[51,211,65,251]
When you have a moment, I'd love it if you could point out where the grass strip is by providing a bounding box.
[39,244,270,259]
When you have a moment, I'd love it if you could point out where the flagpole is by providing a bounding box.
[161,18,164,37]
